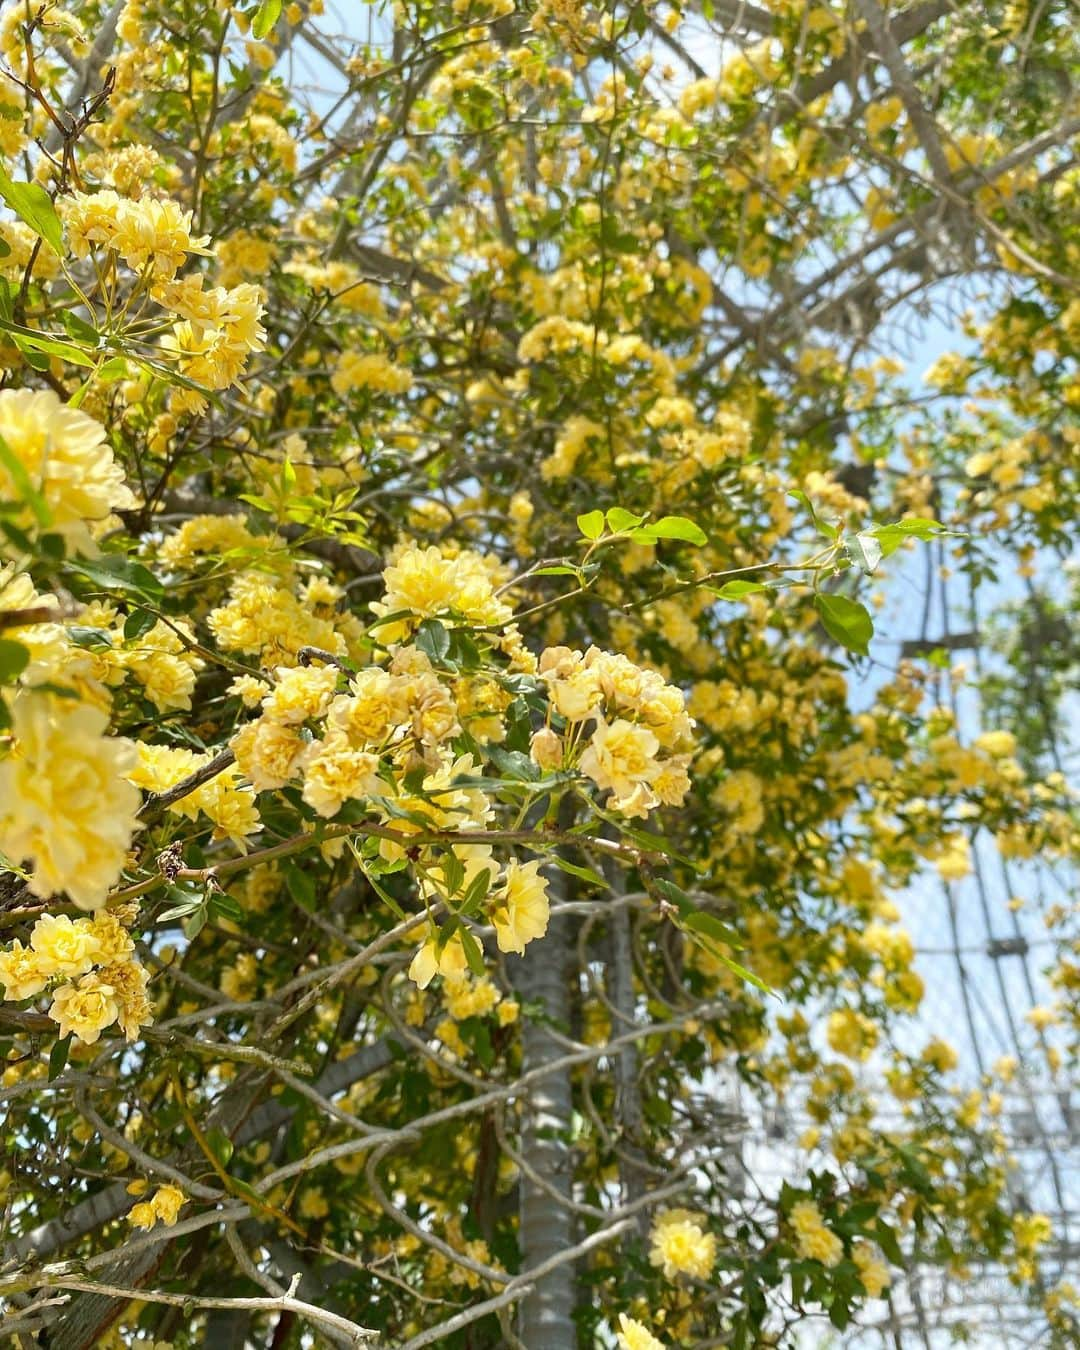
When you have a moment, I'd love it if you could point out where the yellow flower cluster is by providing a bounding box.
[63,190,211,278]
[853,1241,891,1297]
[541,415,606,480]
[442,973,518,1025]
[330,350,413,397]
[127,1183,185,1230]
[209,571,349,666]
[826,1007,880,1062]
[616,1314,666,1350]
[156,274,266,408]
[0,693,140,909]
[158,512,259,565]
[407,856,552,986]
[789,1199,843,1267]
[648,1208,717,1280]
[537,646,694,818]
[128,743,260,848]
[0,910,151,1043]
[370,543,515,644]
[0,390,135,551]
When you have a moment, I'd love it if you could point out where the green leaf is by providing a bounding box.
[710,578,768,600]
[0,315,97,367]
[158,897,202,924]
[285,866,316,908]
[48,1036,71,1081]
[66,555,163,604]
[635,515,707,546]
[458,926,486,978]
[123,608,157,641]
[871,517,955,558]
[577,509,605,541]
[549,856,608,890]
[874,1220,904,1266]
[605,506,646,531]
[789,490,838,540]
[0,164,63,255]
[252,0,283,39]
[651,877,695,915]
[532,564,580,578]
[457,1015,494,1067]
[61,310,100,345]
[846,531,883,575]
[415,617,451,663]
[0,431,52,526]
[683,910,745,950]
[206,1126,235,1168]
[485,745,539,781]
[0,639,29,681]
[814,594,873,657]
[356,853,409,922]
[183,904,208,940]
[700,945,773,995]
[440,848,466,897]
[209,891,244,923]
[458,867,493,917]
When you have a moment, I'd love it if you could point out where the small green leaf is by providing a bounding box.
[814,594,874,657]
[605,506,645,532]
[61,310,100,345]
[847,531,883,575]
[710,578,768,600]
[415,618,451,663]
[652,877,695,915]
[577,510,605,541]
[458,867,493,917]
[683,910,745,950]
[252,0,283,39]
[123,608,157,641]
[285,866,316,908]
[207,1126,235,1168]
[66,555,163,603]
[183,904,208,940]
[701,945,773,995]
[48,1036,71,1081]
[635,515,707,546]
[549,856,608,889]
[209,891,244,923]
[458,926,486,978]
[874,1220,904,1266]
[0,638,29,681]
[158,897,202,924]
[0,164,63,255]
[789,490,838,541]
[440,848,466,898]
[457,1015,494,1067]
[0,316,97,367]
[871,517,954,558]
[532,564,580,578]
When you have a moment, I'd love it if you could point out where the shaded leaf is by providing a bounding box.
[814,594,873,657]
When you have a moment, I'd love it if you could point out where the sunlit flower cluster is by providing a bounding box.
[536,645,695,817]
[0,909,151,1043]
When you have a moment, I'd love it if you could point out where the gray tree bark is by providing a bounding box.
[511,905,576,1349]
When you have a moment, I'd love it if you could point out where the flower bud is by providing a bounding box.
[530,727,563,771]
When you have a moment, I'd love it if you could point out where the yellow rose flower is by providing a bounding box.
[491,859,550,956]
[29,914,102,977]
[49,973,120,1044]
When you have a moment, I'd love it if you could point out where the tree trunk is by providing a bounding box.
[512,907,576,1349]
